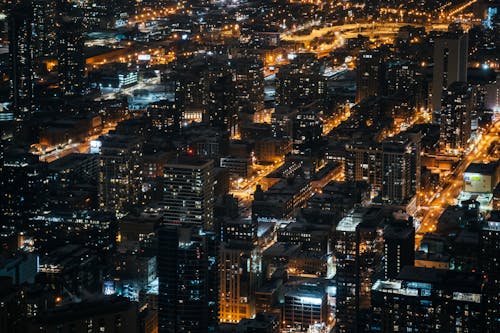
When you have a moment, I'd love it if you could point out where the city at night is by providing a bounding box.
[0,0,499,332]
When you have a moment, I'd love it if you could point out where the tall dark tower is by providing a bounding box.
[33,0,57,58]
[158,225,218,333]
[57,14,86,97]
[8,1,34,119]
[431,32,468,123]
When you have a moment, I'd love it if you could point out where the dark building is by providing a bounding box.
[292,105,323,156]
[480,218,500,331]
[372,267,486,332]
[32,0,57,58]
[157,226,218,333]
[8,1,34,118]
[334,207,384,333]
[432,32,468,123]
[275,53,327,107]
[440,81,472,153]
[382,220,415,279]
[57,15,86,97]
[356,49,384,103]
[25,296,138,333]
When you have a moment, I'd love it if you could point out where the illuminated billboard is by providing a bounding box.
[463,172,492,193]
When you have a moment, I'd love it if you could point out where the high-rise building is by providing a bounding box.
[230,56,264,114]
[356,49,384,103]
[219,240,261,323]
[480,219,500,331]
[334,208,384,333]
[163,158,215,230]
[372,267,485,332]
[8,1,34,118]
[32,0,57,58]
[157,226,218,333]
[98,135,143,216]
[345,141,383,196]
[432,32,468,123]
[57,15,86,97]
[440,81,472,153]
[276,53,327,107]
[381,132,421,204]
[292,106,323,156]
[382,220,415,279]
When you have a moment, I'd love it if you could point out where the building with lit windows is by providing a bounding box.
[276,53,327,107]
[219,240,261,323]
[8,1,34,118]
[372,267,485,332]
[440,82,472,153]
[157,226,218,333]
[356,49,384,103]
[480,218,500,331]
[432,32,468,123]
[283,284,328,331]
[334,207,384,333]
[98,135,143,216]
[292,106,323,156]
[163,158,215,230]
[58,15,86,97]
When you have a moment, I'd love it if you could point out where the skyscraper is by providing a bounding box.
[158,226,218,333]
[32,0,57,58]
[432,32,468,123]
[334,208,383,333]
[381,132,421,204]
[382,220,415,279]
[57,15,86,97]
[219,240,261,323]
[356,49,384,103]
[8,1,34,118]
[163,158,215,230]
[98,135,143,216]
[439,81,472,153]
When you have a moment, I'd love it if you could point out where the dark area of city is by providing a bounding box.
[0,0,499,332]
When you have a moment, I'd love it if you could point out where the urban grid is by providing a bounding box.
[0,0,499,332]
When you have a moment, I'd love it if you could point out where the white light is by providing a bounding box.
[298,296,322,305]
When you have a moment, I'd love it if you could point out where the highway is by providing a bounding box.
[416,120,500,248]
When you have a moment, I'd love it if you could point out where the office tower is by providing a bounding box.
[382,220,415,279]
[283,283,328,331]
[334,208,383,333]
[432,32,468,123]
[356,49,384,103]
[32,0,57,58]
[372,267,485,332]
[98,135,143,216]
[480,219,500,331]
[158,226,218,333]
[345,141,383,196]
[440,81,472,153]
[381,132,421,204]
[57,15,86,97]
[206,73,238,138]
[219,240,261,323]
[163,158,215,230]
[276,53,327,107]
[385,59,424,109]
[8,1,34,118]
[1,152,48,238]
[230,56,265,114]
[292,106,323,156]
